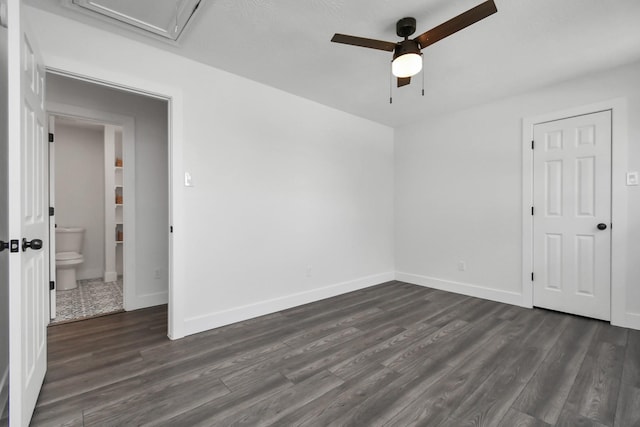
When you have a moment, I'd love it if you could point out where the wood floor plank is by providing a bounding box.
[446,311,568,426]
[384,309,545,425]
[282,306,383,348]
[281,324,406,383]
[560,339,625,426]
[216,369,343,426]
[153,372,293,426]
[497,408,552,427]
[622,329,640,387]
[278,366,400,426]
[384,313,505,374]
[420,295,489,328]
[384,401,450,427]
[613,383,640,427]
[555,410,610,427]
[33,282,640,427]
[513,315,598,424]
[221,326,362,391]
[82,369,230,426]
[328,321,439,381]
[327,355,455,426]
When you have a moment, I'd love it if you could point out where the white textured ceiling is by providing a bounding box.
[26,0,640,127]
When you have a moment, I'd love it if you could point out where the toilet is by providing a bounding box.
[55,227,85,290]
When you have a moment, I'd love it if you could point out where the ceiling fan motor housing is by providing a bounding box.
[396,17,417,38]
[393,39,421,60]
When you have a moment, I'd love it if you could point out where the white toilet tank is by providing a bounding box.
[56,227,85,254]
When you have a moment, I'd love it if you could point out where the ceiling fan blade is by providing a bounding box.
[414,0,497,49]
[397,77,411,87]
[331,34,396,52]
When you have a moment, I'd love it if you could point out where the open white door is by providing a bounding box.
[8,0,49,425]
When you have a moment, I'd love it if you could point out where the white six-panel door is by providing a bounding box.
[532,111,611,320]
[8,0,49,424]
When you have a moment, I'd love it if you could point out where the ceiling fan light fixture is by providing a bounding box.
[392,53,422,78]
[392,40,422,78]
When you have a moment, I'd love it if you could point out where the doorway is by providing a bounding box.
[49,115,126,323]
[46,72,170,321]
[522,99,632,327]
[531,110,612,320]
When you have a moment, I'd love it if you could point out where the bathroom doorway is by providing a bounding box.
[46,72,169,324]
[49,115,126,324]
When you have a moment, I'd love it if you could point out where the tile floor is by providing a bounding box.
[51,277,123,324]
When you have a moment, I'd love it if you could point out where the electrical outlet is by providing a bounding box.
[458,261,466,271]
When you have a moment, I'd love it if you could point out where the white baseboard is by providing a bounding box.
[104,271,118,282]
[76,267,104,281]
[183,272,395,337]
[125,291,168,311]
[395,271,526,307]
[0,366,8,420]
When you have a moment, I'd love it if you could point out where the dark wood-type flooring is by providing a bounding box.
[32,281,640,426]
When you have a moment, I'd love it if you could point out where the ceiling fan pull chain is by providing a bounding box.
[421,55,425,97]
[389,61,393,104]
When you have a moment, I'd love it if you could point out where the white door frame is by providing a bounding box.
[44,66,186,339]
[48,115,56,319]
[47,106,136,311]
[522,98,630,328]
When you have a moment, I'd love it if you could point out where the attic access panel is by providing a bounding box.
[72,0,201,41]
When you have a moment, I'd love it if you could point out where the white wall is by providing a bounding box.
[47,74,169,308]
[0,24,10,417]
[55,122,104,280]
[395,60,640,327]
[27,6,395,337]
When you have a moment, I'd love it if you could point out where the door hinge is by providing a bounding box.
[531,272,534,281]
[49,281,55,290]
[49,206,55,216]
[531,140,534,149]
[48,133,54,143]
[531,206,534,216]
[170,226,173,233]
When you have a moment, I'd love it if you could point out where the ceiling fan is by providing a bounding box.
[331,0,498,88]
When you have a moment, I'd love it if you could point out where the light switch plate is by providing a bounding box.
[184,172,194,187]
[627,171,639,186]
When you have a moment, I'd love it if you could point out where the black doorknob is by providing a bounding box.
[22,238,43,252]
[597,223,607,230]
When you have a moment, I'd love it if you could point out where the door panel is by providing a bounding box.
[533,111,611,320]
[8,0,48,424]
